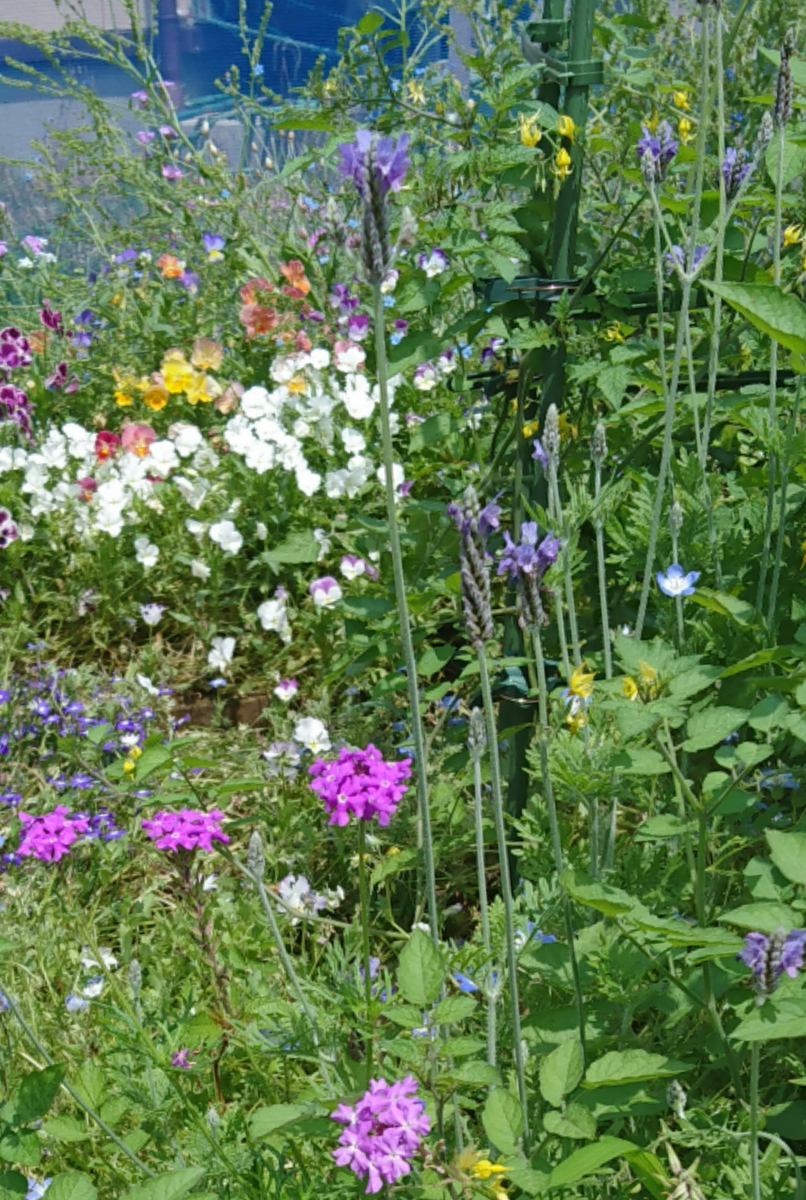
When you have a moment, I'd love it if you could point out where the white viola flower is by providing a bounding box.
[257,598,292,643]
[255,521,268,539]
[295,463,321,496]
[313,527,330,560]
[418,247,448,277]
[345,455,374,496]
[292,417,311,440]
[340,554,367,580]
[278,873,327,924]
[143,440,179,476]
[82,975,105,999]
[173,475,210,511]
[293,716,331,754]
[309,347,330,370]
[244,439,276,474]
[207,635,236,673]
[413,362,439,391]
[380,268,399,294]
[270,356,297,384]
[325,469,349,499]
[273,678,299,702]
[0,446,27,472]
[136,673,160,695]
[94,506,124,537]
[17,524,34,542]
[209,519,243,554]
[35,439,67,470]
[118,455,149,486]
[335,342,366,374]
[309,575,342,608]
[80,946,118,971]
[140,603,164,626]
[341,427,366,454]
[96,478,127,507]
[253,416,285,444]
[191,559,211,580]
[341,375,375,421]
[241,386,272,419]
[134,536,159,568]
[224,415,256,455]
[168,422,204,457]
[192,446,219,473]
[376,462,405,496]
[186,518,207,539]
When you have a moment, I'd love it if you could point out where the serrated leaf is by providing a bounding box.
[0,1130,39,1167]
[704,283,806,354]
[548,1137,636,1189]
[442,1061,501,1087]
[539,1039,583,1107]
[134,747,172,783]
[384,1004,426,1030]
[607,747,670,775]
[542,1103,597,1140]
[249,1104,307,1139]
[731,995,806,1042]
[42,1117,89,1143]
[7,1064,65,1125]
[433,995,476,1024]
[264,531,319,570]
[766,830,806,887]
[410,413,461,452]
[120,1167,206,1200]
[481,1089,524,1155]
[683,706,749,751]
[44,1175,98,1200]
[583,1050,691,1088]
[397,931,444,1007]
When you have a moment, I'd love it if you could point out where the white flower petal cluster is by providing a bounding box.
[257,595,292,643]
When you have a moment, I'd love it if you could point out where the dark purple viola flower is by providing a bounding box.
[179,270,200,293]
[347,313,370,342]
[338,129,410,199]
[114,248,138,264]
[329,283,359,317]
[39,300,63,333]
[0,328,32,371]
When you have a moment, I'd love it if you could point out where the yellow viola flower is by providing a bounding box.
[519,114,542,148]
[522,419,540,438]
[143,383,169,412]
[565,663,595,701]
[407,78,426,106]
[622,676,639,701]
[552,147,573,183]
[557,114,575,141]
[603,323,624,342]
[783,223,804,247]
[673,90,690,111]
[114,390,133,407]
[191,336,224,371]
[471,1160,510,1181]
[186,371,214,405]
[678,116,693,143]
[161,349,195,395]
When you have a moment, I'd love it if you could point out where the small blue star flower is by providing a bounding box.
[453,972,478,993]
[656,563,699,598]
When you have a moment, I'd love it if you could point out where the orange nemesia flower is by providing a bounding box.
[279,259,311,297]
[156,253,186,279]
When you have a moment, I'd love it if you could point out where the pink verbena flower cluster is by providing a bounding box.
[331,1075,430,1194]
[18,806,90,862]
[141,808,230,852]
[309,745,411,827]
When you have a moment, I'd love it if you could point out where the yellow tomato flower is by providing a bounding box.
[471,1160,510,1181]
[558,412,577,439]
[646,112,659,133]
[673,90,690,111]
[191,337,224,371]
[638,659,658,687]
[161,349,195,394]
[407,79,426,105]
[783,224,804,247]
[566,710,588,736]
[622,676,639,701]
[130,746,143,760]
[143,383,169,412]
[522,419,540,438]
[387,846,401,856]
[557,114,575,141]
[566,663,595,701]
[519,114,542,148]
[678,116,692,143]
[553,147,573,183]
[603,323,624,342]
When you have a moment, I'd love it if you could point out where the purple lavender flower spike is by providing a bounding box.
[338,130,410,199]
[738,927,806,1002]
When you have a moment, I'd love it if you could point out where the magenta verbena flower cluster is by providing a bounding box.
[141,808,230,852]
[309,744,411,827]
[18,806,90,862]
[331,1075,430,1194]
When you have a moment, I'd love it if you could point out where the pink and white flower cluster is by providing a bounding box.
[309,745,411,827]
[331,1075,430,1194]
[141,808,230,852]
[18,806,90,862]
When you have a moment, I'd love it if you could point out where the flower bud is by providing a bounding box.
[667,1078,687,1119]
[128,959,142,997]
[544,404,561,463]
[247,830,265,879]
[669,500,683,536]
[591,423,607,465]
[773,29,795,129]
[467,707,487,758]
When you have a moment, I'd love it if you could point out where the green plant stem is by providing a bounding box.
[636,19,710,639]
[530,624,587,1065]
[750,1042,762,1200]
[548,468,582,670]
[767,379,802,632]
[357,820,374,1077]
[476,649,530,1152]
[0,976,157,1177]
[593,459,612,679]
[373,283,439,944]
[670,521,685,649]
[472,747,496,1067]
[757,125,786,614]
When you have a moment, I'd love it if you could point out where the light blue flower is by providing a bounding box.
[656,563,699,598]
[453,972,478,993]
[65,994,89,1013]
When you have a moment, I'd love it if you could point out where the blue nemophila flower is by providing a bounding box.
[209,677,227,689]
[656,563,699,597]
[65,994,89,1013]
[0,991,9,1013]
[454,972,478,993]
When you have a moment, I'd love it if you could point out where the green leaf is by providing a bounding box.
[718,902,800,932]
[607,747,670,775]
[766,830,806,887]
[596,364,631,409]
[765,136,806,187]
[84,722,112,745]
[341,596,395,620]
[44,1175,98,1200]
[42,1117,89,1143]
[542,1103,597,1140]
[264,531,319,570]
[120,1167,206,1200]
[371,848,418,886]
[561,870,639,918]
[731,995,806,1042]
[384,1004,426,1030]
[539,1039,584,1107]
[357,10,384,33]
[682,706,749,751]
[248,1104,307,1139]
[397,931,445,1006]
[748,694,788,733]
[481,1089,524,1155]
[441,1061,501,1087]
[704,283,806,354]
[634,815,691,841]
[410,413,461,453]
[417,645,455,678]
[7,1064,65,1125]
[0,1170,27,1197]
[71,1065,105,1111]
[134,747,172,783]
[0,1131,39,1167]
[433,995,476,1024]
[548,1137,636,1190]
[583,1050,691,1088]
